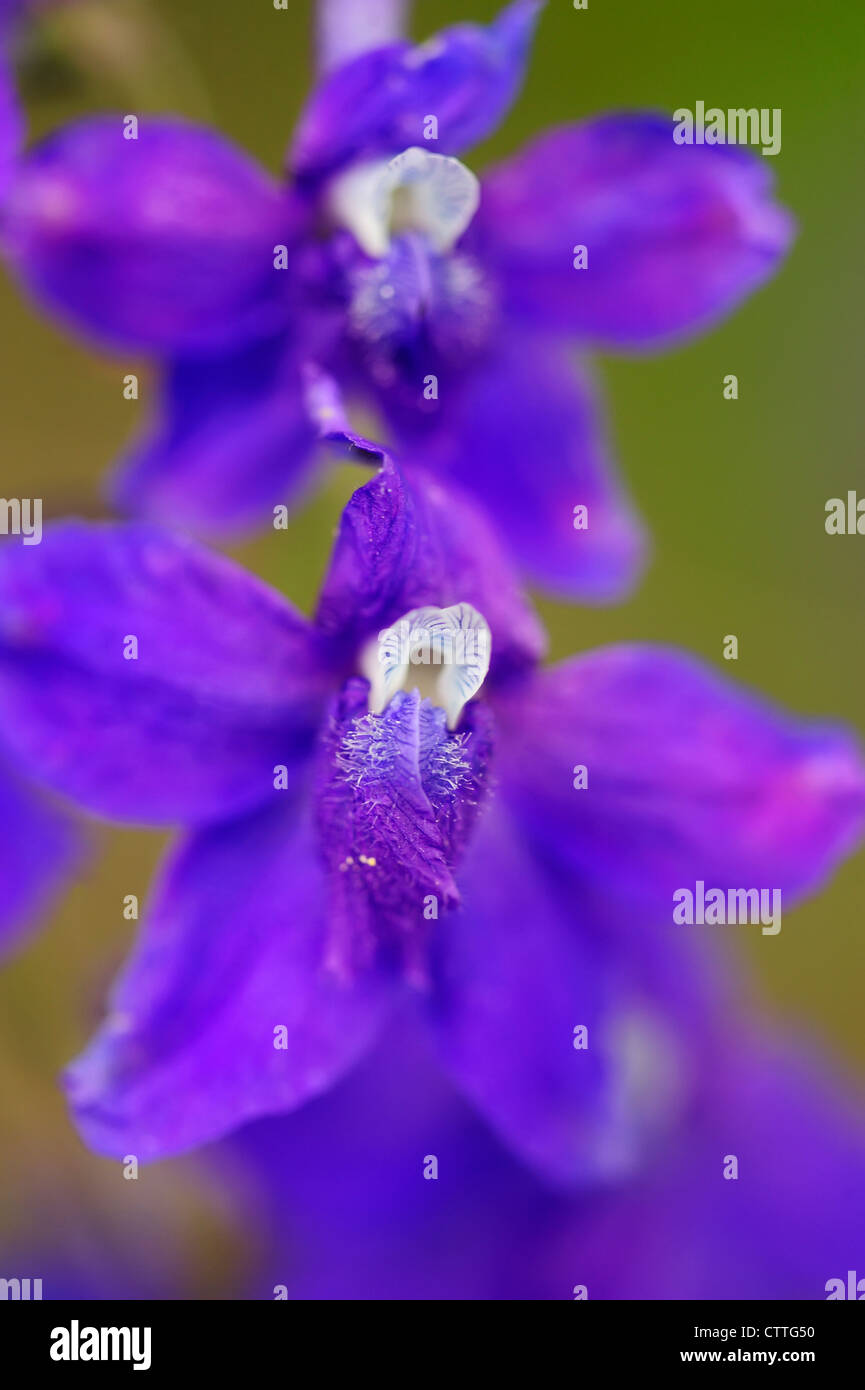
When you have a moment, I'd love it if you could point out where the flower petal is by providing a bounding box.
[292,0,542,183]
[64,801,393,1159]
[394,335,647,600]
[0,754,80,960]
[315,439,546,677]
[231,1012,554,1300]
[0,524,331,825]
[474,113,794,348]
[111,335,319,536]
[494,646,865,908]
[4,117,298,354]
[544,1033,865,1299]
[428,800,672,1187]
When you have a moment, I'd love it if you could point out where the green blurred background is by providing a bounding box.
[1,0,863,1291]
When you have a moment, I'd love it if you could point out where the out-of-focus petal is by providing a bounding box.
[236,1022,865,1299]
[230,1012,558,1300]
[315,438,546,677]
[544,1034,865,1299]
[494,645,865,908]
[111,335,319,536]
[395,336,647,601]
[0,524,332,825]
[473,114,794,349]
[64,801,393,1159]
[3,118,298,354]
[291,0,542,183]
[428,800,680,1188]
[0,753,80,959]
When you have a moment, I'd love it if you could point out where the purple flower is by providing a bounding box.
[1,0,793,598]
[0,439,858,1180]
[234,1017,865,1300]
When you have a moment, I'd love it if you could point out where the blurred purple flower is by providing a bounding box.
[0,438,858,1180]
[0,0,793,597]
[232,1014,865,1300]
[547,1031,865,1301]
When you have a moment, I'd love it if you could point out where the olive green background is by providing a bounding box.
[0,0,862,1289]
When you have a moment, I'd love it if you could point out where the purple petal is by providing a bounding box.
[395,335,647,601]
[240,1022,865,1299]
[316,443,546,677]
[64,802,392,1159]
[429,800,663,1188]
[0,754,80,960]
[4,117,299,354]
[111,335,319,536]
[315,680,493,979]
[494,646,865,908]
[545,1033,865,1299]
[291,0,542,182]
[0,524,332,825]
[474,113,794,349]
[231,1012,556,1300]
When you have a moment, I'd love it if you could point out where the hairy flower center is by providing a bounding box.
[361,602,491,728]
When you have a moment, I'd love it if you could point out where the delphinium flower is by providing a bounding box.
[0,0,793,597]
[231,1014,865,1300]
[0,433,859,1180]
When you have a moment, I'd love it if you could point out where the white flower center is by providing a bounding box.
[327,146,480,259]
[362,603,491,728]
